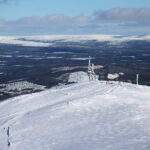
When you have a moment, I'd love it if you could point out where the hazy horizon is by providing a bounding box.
[1,0,150,35]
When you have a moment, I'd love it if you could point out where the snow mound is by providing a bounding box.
[107,73,119,79]
[68,71,89,83]
[0,81,150,150]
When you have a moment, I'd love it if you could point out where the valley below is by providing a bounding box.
[0,35,150,101]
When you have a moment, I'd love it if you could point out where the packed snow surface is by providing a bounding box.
[0,81,150,150]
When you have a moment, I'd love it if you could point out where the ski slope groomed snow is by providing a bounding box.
[0,81,150,150]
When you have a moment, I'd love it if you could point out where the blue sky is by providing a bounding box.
[0,0,150,35]
[1,0,150,20]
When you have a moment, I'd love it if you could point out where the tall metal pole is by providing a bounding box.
[136,74,139,85]
[88,56,91,72]
[88,56,92,81]
[92,63,95,80]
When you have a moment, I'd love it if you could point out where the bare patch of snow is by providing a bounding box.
[94,65,104,69]
[16,55,33,58]
[52,52,74,54]
[46,56,63,59]
[0,63,5,66]
[69,57,94,60]
[143,54,150,56]
[0,55,12,58]
[119,72,124,75]
[52,65,103,73]
[107,73,119,80]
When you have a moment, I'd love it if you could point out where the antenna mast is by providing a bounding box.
[88,56,99,81]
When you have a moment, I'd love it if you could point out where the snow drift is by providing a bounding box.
[68,71,89,83]
[0,81,150,150]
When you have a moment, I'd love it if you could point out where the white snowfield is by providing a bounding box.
[107,73,119,80]
[0,81,150,150]
[68,71,89,83]
[1,35,150,47]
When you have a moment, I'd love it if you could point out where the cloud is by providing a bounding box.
[0,14,91,35]
[7,14,90,26]
[94,8,150,21]
[1,8,150,35]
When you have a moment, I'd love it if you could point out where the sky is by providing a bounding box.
[0,0,150,35]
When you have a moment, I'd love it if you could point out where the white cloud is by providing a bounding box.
[1,8,150,35]
[94,8,150,21]
[11,14,90,26]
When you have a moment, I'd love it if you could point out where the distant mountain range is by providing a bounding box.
[1,34,150,47]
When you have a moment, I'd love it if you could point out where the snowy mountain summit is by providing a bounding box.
[0,80,150,150]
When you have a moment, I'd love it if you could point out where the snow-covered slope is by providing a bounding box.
[0,81,150,150]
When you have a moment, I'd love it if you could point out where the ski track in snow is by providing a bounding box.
[0,81,150,150]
